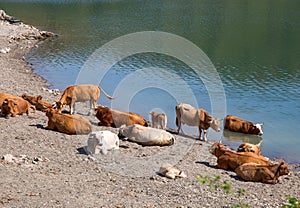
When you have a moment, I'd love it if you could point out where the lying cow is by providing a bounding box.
[0,92,16,111]
[209,141,271,171]
[224,115,263,136]
[235,161,290,184]
[95,106,148,128]
[55,84,114,115]
[45,108,92,135]
[22,94,53,111]
[175,103,220,141]
[158,164,187,179]
[119,124,175,146]
[86,131,119,155]
[237,141,262,156]
[149,111,167,130]
[1,98,33,118]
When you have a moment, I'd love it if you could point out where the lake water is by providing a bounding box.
[1,0,299,164]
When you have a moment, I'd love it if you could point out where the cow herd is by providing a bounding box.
[0,84,289,184]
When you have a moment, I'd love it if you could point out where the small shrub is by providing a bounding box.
[282,196,300,208]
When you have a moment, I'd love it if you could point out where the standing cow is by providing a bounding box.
[175,103,220,141]
[55,84,114,115]
[149,111,167,130]
[224,115,263,135]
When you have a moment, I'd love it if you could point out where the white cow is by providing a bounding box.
[119,124,175,146]
[149,111,167,130]
[86,131,119,155]
[175,103,221,141]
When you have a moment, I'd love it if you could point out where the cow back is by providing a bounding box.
[177,103,199,126]
[60,85,100,103]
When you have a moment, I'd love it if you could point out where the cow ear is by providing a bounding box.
[37,95,42,100]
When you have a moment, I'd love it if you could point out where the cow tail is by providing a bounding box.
[99,87,115,100]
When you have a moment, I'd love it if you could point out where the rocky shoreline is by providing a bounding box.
[0,10,299,208]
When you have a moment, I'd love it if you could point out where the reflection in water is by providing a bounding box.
[223,130,262,145]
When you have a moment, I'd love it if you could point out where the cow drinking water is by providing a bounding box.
[175,103,220,141]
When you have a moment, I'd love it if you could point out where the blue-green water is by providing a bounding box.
[1,0,299,163]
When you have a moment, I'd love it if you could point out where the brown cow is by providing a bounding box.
[22,94,53,111]
[175,103,220,141]
[149,111,167,130]
[237,141,262,156]
[209,141,271,171]
[1,98,33,118]
[0,92,16,111]
[224,115,263,136]
[235,161,290,184]
[45,108,92,135]
[55,84,114,115]
[95,106,148,128]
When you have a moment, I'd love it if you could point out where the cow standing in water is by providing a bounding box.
[55,84,114,115]
[224,115,263,135]
[175,103,220,141]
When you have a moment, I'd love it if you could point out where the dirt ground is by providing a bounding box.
[0,12,299,208]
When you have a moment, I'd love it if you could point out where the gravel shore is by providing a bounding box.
[0,12,299,208]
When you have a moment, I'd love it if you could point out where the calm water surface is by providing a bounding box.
[1,0,299,163]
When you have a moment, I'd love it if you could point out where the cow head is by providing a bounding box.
[237,142,262,155]
[209,141,222,155]
[250,123,263,136]
[44,107,57,117]
[277,161,290,176]
[54,101,65,113]
[1,99,17,117]
[210,118,221,132]
[21,94,38,105]
[255,123,263,136]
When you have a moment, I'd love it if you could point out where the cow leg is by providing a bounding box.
[198,127,203,140]
[88,99,95,116]
[70,102,76,114]
[203,130,208,141]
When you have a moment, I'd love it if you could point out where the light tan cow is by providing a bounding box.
[55,84,114,115]
[237,141,262,156]
[45,108,92,135]
[119,124,175,146]
[175,103,220,141]
[149,111,167,130]
[158,164,187,179]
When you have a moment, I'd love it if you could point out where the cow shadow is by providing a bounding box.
[77,147,88,155]
[29,124,45,129]
[195,161,218,169]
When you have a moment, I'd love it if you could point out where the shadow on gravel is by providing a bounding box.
[77,147,88,155]
[195,161,218,169]
[29,124,45,129]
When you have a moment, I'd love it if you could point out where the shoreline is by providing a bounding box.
[0,10,300,207]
